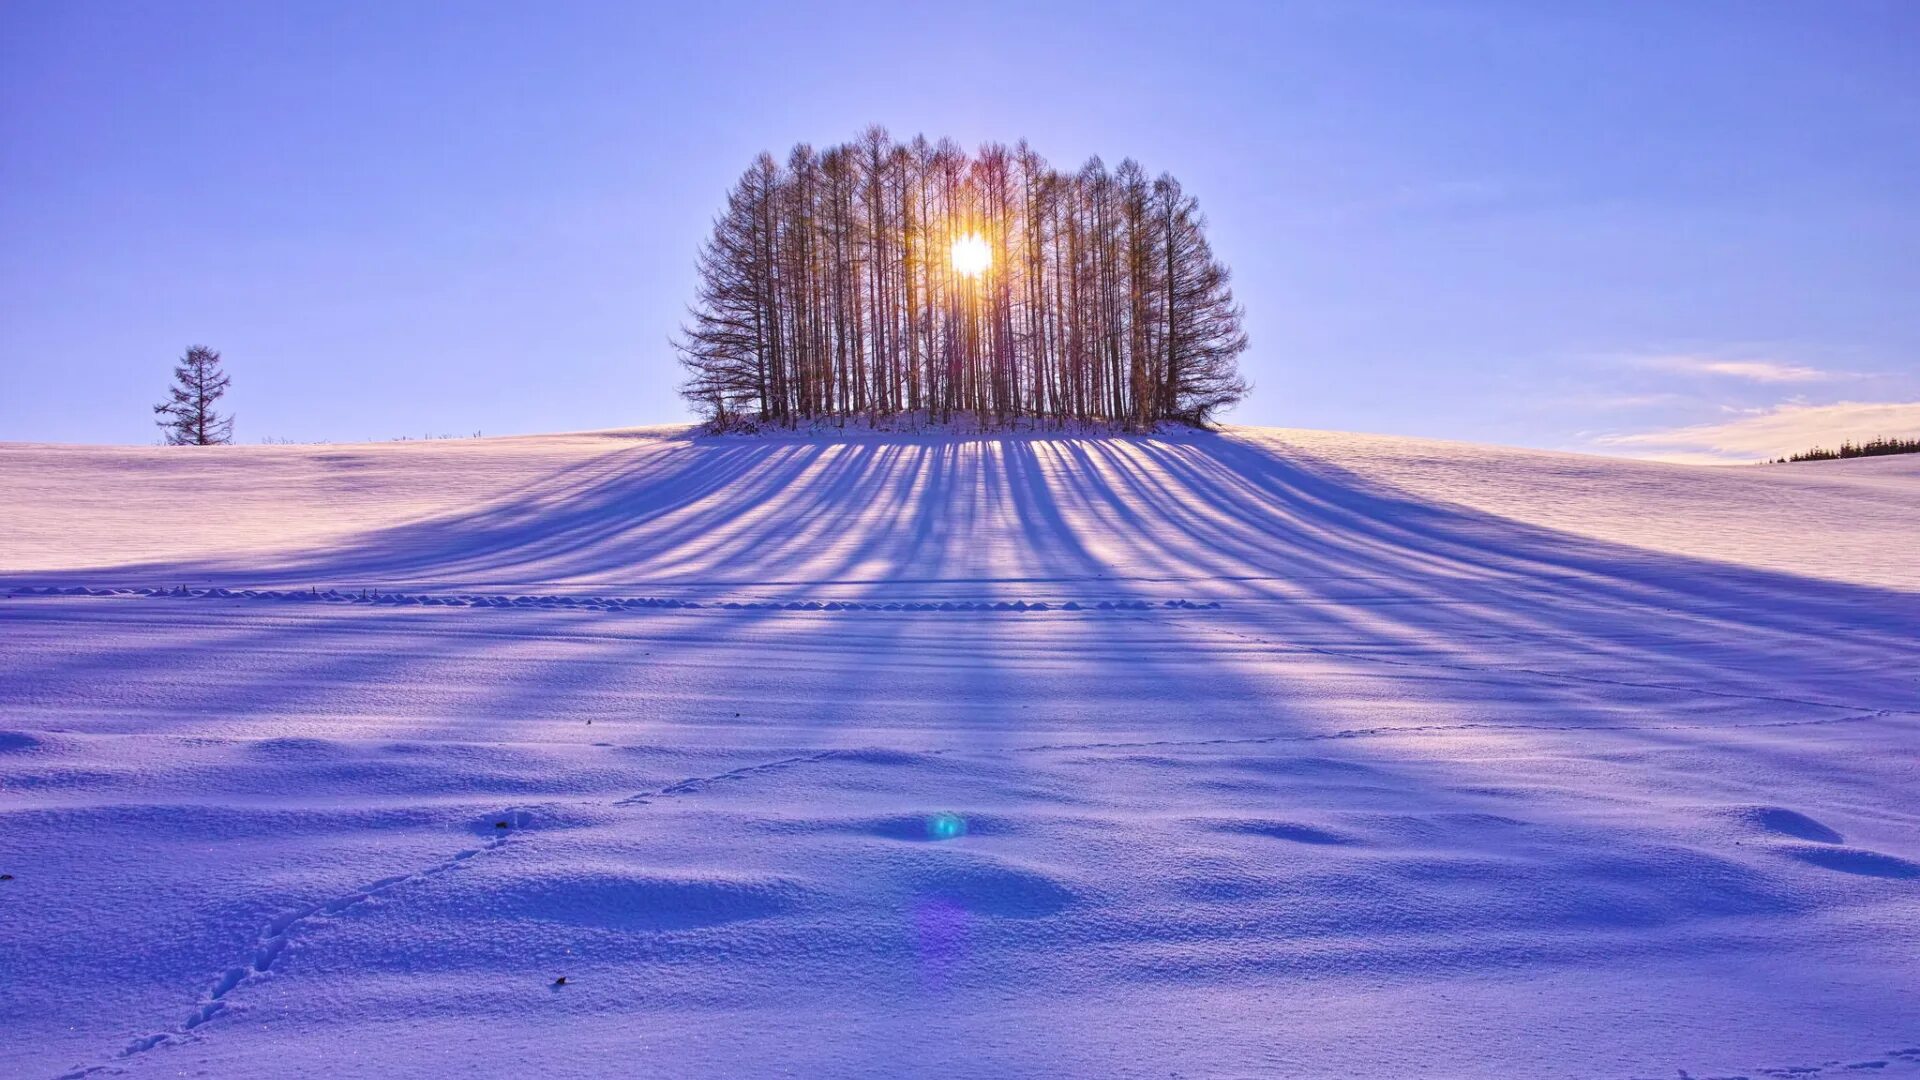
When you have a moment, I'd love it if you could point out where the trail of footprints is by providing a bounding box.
[613,750,845,807]
[50,748,865,1078]
[10,584,1221,614]
[44,702,1919,1076]
[56,810,536,1078]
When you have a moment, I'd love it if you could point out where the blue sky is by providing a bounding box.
[3,0,1916,459]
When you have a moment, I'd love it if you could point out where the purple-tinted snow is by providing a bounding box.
[2,426,1916,1079]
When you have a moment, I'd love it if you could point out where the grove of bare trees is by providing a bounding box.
[677,128,1249,430]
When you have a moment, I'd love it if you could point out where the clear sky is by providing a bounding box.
[3,1,1917,460]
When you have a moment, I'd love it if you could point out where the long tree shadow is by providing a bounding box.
[8,428,1919,1075]
[11,429,1916,716]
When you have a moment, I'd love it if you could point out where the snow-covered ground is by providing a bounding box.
[3,426,1916,1079]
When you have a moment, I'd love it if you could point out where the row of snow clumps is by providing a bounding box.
[8,585,1221,613]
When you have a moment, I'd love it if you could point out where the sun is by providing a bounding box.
[950,232,991,278]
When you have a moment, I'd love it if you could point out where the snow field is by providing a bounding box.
[2,426,1917,1078]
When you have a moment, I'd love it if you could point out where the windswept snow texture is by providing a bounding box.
[2,426,1917,1080]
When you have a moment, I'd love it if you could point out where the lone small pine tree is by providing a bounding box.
[154,345,234,445]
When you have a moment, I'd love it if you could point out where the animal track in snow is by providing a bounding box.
[613,750,846,807]
[52,744,869,1078]
[52,808,535,1079]
[8,583,1221,615]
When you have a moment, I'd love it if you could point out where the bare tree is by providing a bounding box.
[154,345,234,445]
[674,129,1249,430]
[1154,174,1251,424]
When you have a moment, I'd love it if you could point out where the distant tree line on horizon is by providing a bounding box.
[675,127,1249,430]
[1770,436,1920,463]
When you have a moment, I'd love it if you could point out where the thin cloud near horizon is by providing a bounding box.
[1633,354,1858,384]
[1595,399,1920,463]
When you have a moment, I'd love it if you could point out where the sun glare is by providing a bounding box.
[950,233,991,278]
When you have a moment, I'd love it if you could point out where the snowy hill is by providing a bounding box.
[6,424,1918,591]
[2,426,1917,1079]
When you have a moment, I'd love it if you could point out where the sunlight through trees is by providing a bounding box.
[676,128,1249,429]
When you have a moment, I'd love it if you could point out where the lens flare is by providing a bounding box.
[949,233,991,278]
[926,812,968,841]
